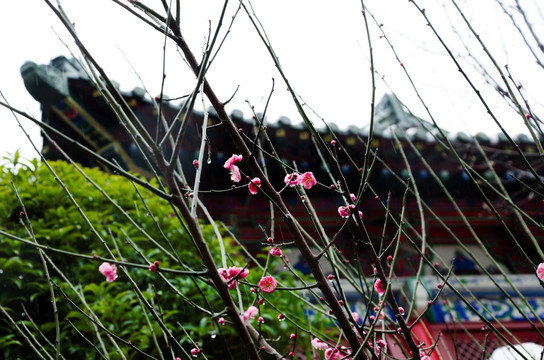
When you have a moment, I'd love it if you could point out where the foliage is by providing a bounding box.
[0,160,317,359]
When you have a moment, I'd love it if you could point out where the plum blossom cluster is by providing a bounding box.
[371,339,387,357]
[148,260,160,273]
[338,194,363,219]
[218,266,249,289]
[224,154,262,195]
[311,338,351,359]
[243,305,286,325]
[338,205,363,220]
[284,172,317,189]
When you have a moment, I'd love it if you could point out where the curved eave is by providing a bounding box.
[20,61,68,107]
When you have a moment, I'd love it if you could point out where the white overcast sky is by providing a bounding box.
[0,0,542,160]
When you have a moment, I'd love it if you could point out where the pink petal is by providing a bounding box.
[229,165,241,183]
[224,154,242,169]
[248,177,261,195]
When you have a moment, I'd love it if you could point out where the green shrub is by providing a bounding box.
[0,160,229,358]
[0,159,326,359]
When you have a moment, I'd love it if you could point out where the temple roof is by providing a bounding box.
[20,56,540,193]
[374,93,429,132]
[22,56,536,145]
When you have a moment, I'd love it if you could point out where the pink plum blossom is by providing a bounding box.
[300,172,317,189]
[224,154,242,183]
[537,263,544,281]
[243,305,258,322]
[325,348,340,360]
[218,266,249,289]
[338,206,350,218]
[190,348,200,357]
[227,266,249,279]
[248,177,261,195]
[374,278,386,295]
[311,338,329,351]
[269,247,282,257]
[351,311,360,323]
[218,317,225,325]
[259,275,277,293]
[350,193,357,202]
[99,262,118,282]
[284,173,301,187]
